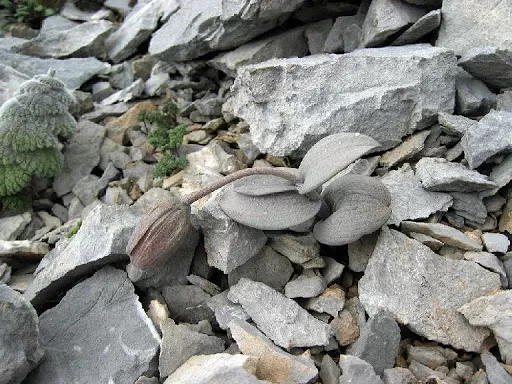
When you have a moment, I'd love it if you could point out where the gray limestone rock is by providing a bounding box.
[408,232,444,251]
[24,267,160,383]
[381,164,453,225]
[462,111,512,169]
[450,192,487,224]
[383,367,419,384]
[455,69,497,116]
[406,345,452,369]
[106,0,160,63]
[267,232,320,264]
[391,9,441,46]
[438,112,476,137]
[305,284,345,317]
[460,290,512,364]
[339,355,385,384]
[348,232,378,273]
[149,0,306,62]
[227,278,332,349]
[83,103,128,123]
[206,291,249,330]
[0,284,44,384]
[53,120,106,197]
[379,130,431,168]
[490,154,512,189]
[24,205,137,308]
[228,245,293,291]
[284,275,326,298]
[359,228,501,351]
[480,352,512,384]
[209,25,309,77]
[0,212,32,241]
[229,319,318,384]
[401,221,482,251]
[0,50,109,90]
[415,157,497,193]
[459,48,512,90]
[361,0,427,48]
[195,188,267,274]
[498,89,512,112]
[101,78,145,105]
[162,285,214,324]
[436,0,512,56]
[322,256,345,285]
[482,233,510,253]
[347,310,401,375]
[464,252,508,288]
[0,63,30,107]
[304,19,333,54]
[232,44,456,156]
[320,354,340,384]
[15,18,114,59]
[159,319,225,378]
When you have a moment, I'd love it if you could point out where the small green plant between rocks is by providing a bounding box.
[138,101,188,179]
[66,219,82,238]
[0,0,57,29]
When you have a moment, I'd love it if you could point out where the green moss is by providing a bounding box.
[66,219,82,238]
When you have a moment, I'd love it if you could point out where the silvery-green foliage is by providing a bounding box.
[219,133,391,245]
[0,71,77,199]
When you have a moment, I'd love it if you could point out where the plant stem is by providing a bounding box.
[181,167,304,205]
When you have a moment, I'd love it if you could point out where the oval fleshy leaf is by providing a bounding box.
[313,175,392,246]
[219,189,322,230]
[298,133,381,194]
[233,169,301,196]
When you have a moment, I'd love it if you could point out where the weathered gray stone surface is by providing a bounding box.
[159,319,224,378]
[149,0,306,62]
[359,228,501,351]
[361,0,427,47]
[381,164,453,225]
[383,367,420,384]
[229,319,318,384]
[455,68,497,116]
[480,352,512,384]
[391,9,441,46]
[101,78,144,105]
[0,284,44,384]
[379,130,431,168]
[462,111,512,169]
[268,232,320,264]
[348,232,378,273]
[53,120,106,197]
[490,154,512,189]
[232,44,456,156]
[305,284,345,317]
[401,221,482,251]
[339,355,384,384]
[284,275,326,298]
[482,233,510,253]
[460,290,512,364]
[438,112,476,137]
[15,17,113,59]
[163,353,266,384]
[227,278,332,348]
[0,63,30,107]
[24,205,137,308]
[206,291,249,330]
[0,213,31,241]
[228,245,293,291]
[196,188,267,274]
[450,192,487,224]
[436,0,512,56]
[24,267,160,383]
[106,0,160,63]
[162,285,214,324]
[347,310,401,375]
[459,47,512,90]
[0,49,109,90]
[415,157,496,193]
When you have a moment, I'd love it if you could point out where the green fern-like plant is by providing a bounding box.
[138,101,188,179]
[0,70,77,210]
[0,0,57,29]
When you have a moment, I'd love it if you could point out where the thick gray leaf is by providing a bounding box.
[233,172,299,197]
[298,133,381,194]
[219,189,322,230]
[313,175,391,246]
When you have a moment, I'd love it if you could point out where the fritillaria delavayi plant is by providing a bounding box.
[127,133,392,270]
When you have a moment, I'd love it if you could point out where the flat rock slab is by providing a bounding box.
[339,355,384,384]
[24,267,160,383]
[415,157,496,193]
[24,205,137,308]
[459,47,512,90]
[359,227,501,351]
[381,164,453,225]
[227,278,332,349]
[0,285,44,384]
[206,290,249,330]
[229,319,318,384]
[232,44,456,156]
[436,0,512,56]
[149,0,306,62]
[392,9,441,46]
[460,290,512,364]
[0,212,31,241]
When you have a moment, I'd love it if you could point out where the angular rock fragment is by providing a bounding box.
[206,291,249,330]
[455,69,497,116]
[24,205,137,308]
[348,232,378,272]
[450,192,487,224]
[460,290,512,364]
[232,45,456,155]
[406,345,454,369]
[162,285,214,324]
[347,310,401,375]
[459,48,512,90]
[339,355,384,384]
[24,267,160,383]
[0,284,44,384]
[305,284,345,317]
[320,354,340,384]
[227,278,332,349]
[480,352,512,384]
[408,232,444,251]
[268,232,320,264]
[159,319,225,378]
[0,212,31,241]
[482,233,510,253]
[464,252,508,288]
[438,112,476,137]
[359,228,501,351]
[379,131,431,168]
[415,157,496,193]
[284,275,326,299]
[391,9,441,46]
[322,256,345,284]
[490,154,512,189]
[229,319,318,384]
[381,164,453,225]
[383,367,419,384]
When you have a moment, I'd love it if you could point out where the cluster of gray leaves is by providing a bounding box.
[219,133,392,246]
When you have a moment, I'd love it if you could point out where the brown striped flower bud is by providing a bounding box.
[126,198,192,270]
